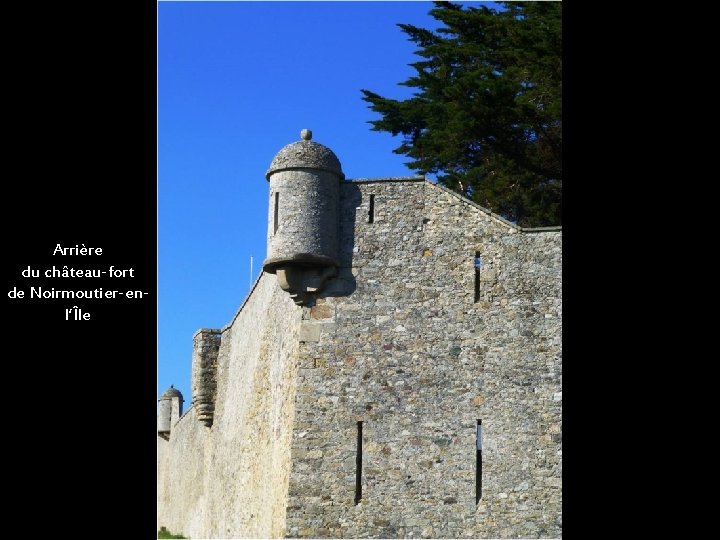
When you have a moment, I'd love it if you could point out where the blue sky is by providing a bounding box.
[158,1,492,404]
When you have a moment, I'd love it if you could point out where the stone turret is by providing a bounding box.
[157,385,184,440]
[192,328,221,427]
[263,129,344,306]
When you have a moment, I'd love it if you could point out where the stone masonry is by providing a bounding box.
[191,329,222,426]
[285,179,561,538]
[157,132,561,539]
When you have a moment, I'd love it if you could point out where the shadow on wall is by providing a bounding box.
[314,182,360,304]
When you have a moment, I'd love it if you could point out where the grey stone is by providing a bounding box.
[299,322,321,343]
[158,135,562,540]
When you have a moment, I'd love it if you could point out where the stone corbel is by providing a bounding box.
[276,265,337,306]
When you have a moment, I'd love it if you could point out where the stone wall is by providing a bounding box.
[157,406,209,536]
[157,273,304,538]
[157,178,561,539]
[285,179,561,538]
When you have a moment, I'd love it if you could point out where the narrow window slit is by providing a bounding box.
[355,420,363,504]
[368,194,375,224]
[474,251,481,302]
[476,419,482,504]
[274,192,279,234]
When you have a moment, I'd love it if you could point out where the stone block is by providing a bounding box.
[310,304,334,320]
[299,323,322,342]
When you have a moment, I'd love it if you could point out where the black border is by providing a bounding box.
[4,1,156,534]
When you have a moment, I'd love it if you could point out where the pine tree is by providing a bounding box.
[362,1,561,226]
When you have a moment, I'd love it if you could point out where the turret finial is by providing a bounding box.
[300,129,312,141]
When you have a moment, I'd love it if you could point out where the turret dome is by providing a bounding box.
[266,129,344,180]
[160,385,183,400]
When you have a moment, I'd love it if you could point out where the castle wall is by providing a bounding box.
[285,180,561,538]
[158,178,561,539]
[157,406,209,535]
[157,273,303,538]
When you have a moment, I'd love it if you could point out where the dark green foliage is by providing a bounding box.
[362,1,561,226]
[158,526,187,539]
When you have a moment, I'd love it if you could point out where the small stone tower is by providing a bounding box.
[263,129,344,306]
[157,385,184,440]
